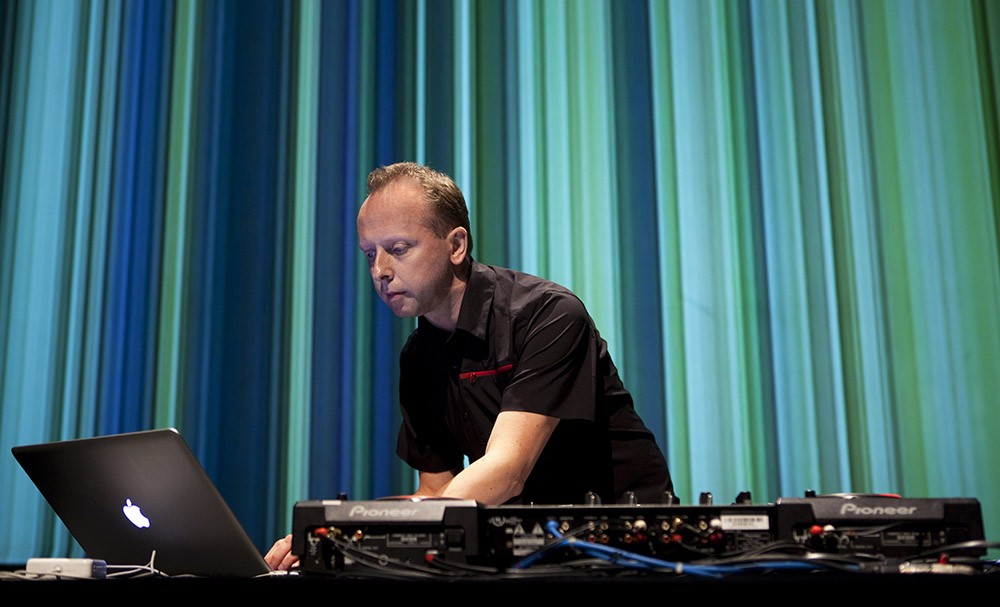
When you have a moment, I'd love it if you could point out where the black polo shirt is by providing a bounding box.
[397,260,673,505]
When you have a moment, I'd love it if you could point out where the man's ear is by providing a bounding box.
[447,227,469,265]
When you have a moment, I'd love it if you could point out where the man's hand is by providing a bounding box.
[264,534,300,571]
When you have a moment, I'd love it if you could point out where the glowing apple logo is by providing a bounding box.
[122,498,151,529]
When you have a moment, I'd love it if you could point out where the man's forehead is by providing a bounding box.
[358,187,435,242]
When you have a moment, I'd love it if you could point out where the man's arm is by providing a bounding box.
[412,469,457,497]
[433,410,557,505]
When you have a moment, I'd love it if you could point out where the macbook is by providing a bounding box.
[11,427,272,577]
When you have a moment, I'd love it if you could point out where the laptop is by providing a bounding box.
[11,427,272,578]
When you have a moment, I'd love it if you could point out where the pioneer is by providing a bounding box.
[347,504,421,518]
[839,503,918,516]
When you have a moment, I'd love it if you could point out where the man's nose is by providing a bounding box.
[372,251,392,280]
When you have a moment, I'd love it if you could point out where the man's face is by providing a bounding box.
[357,179,462,325]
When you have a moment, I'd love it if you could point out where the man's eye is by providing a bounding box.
[392,247,406,255]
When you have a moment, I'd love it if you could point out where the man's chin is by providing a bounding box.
[386,301,418,318]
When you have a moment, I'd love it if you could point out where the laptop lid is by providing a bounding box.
[11,427,271,578]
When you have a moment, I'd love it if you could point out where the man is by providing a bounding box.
[265,162,673,570]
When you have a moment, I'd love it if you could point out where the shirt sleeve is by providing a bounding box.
[501,289,599,421]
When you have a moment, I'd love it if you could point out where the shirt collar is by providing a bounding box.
[454,259,494,341]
